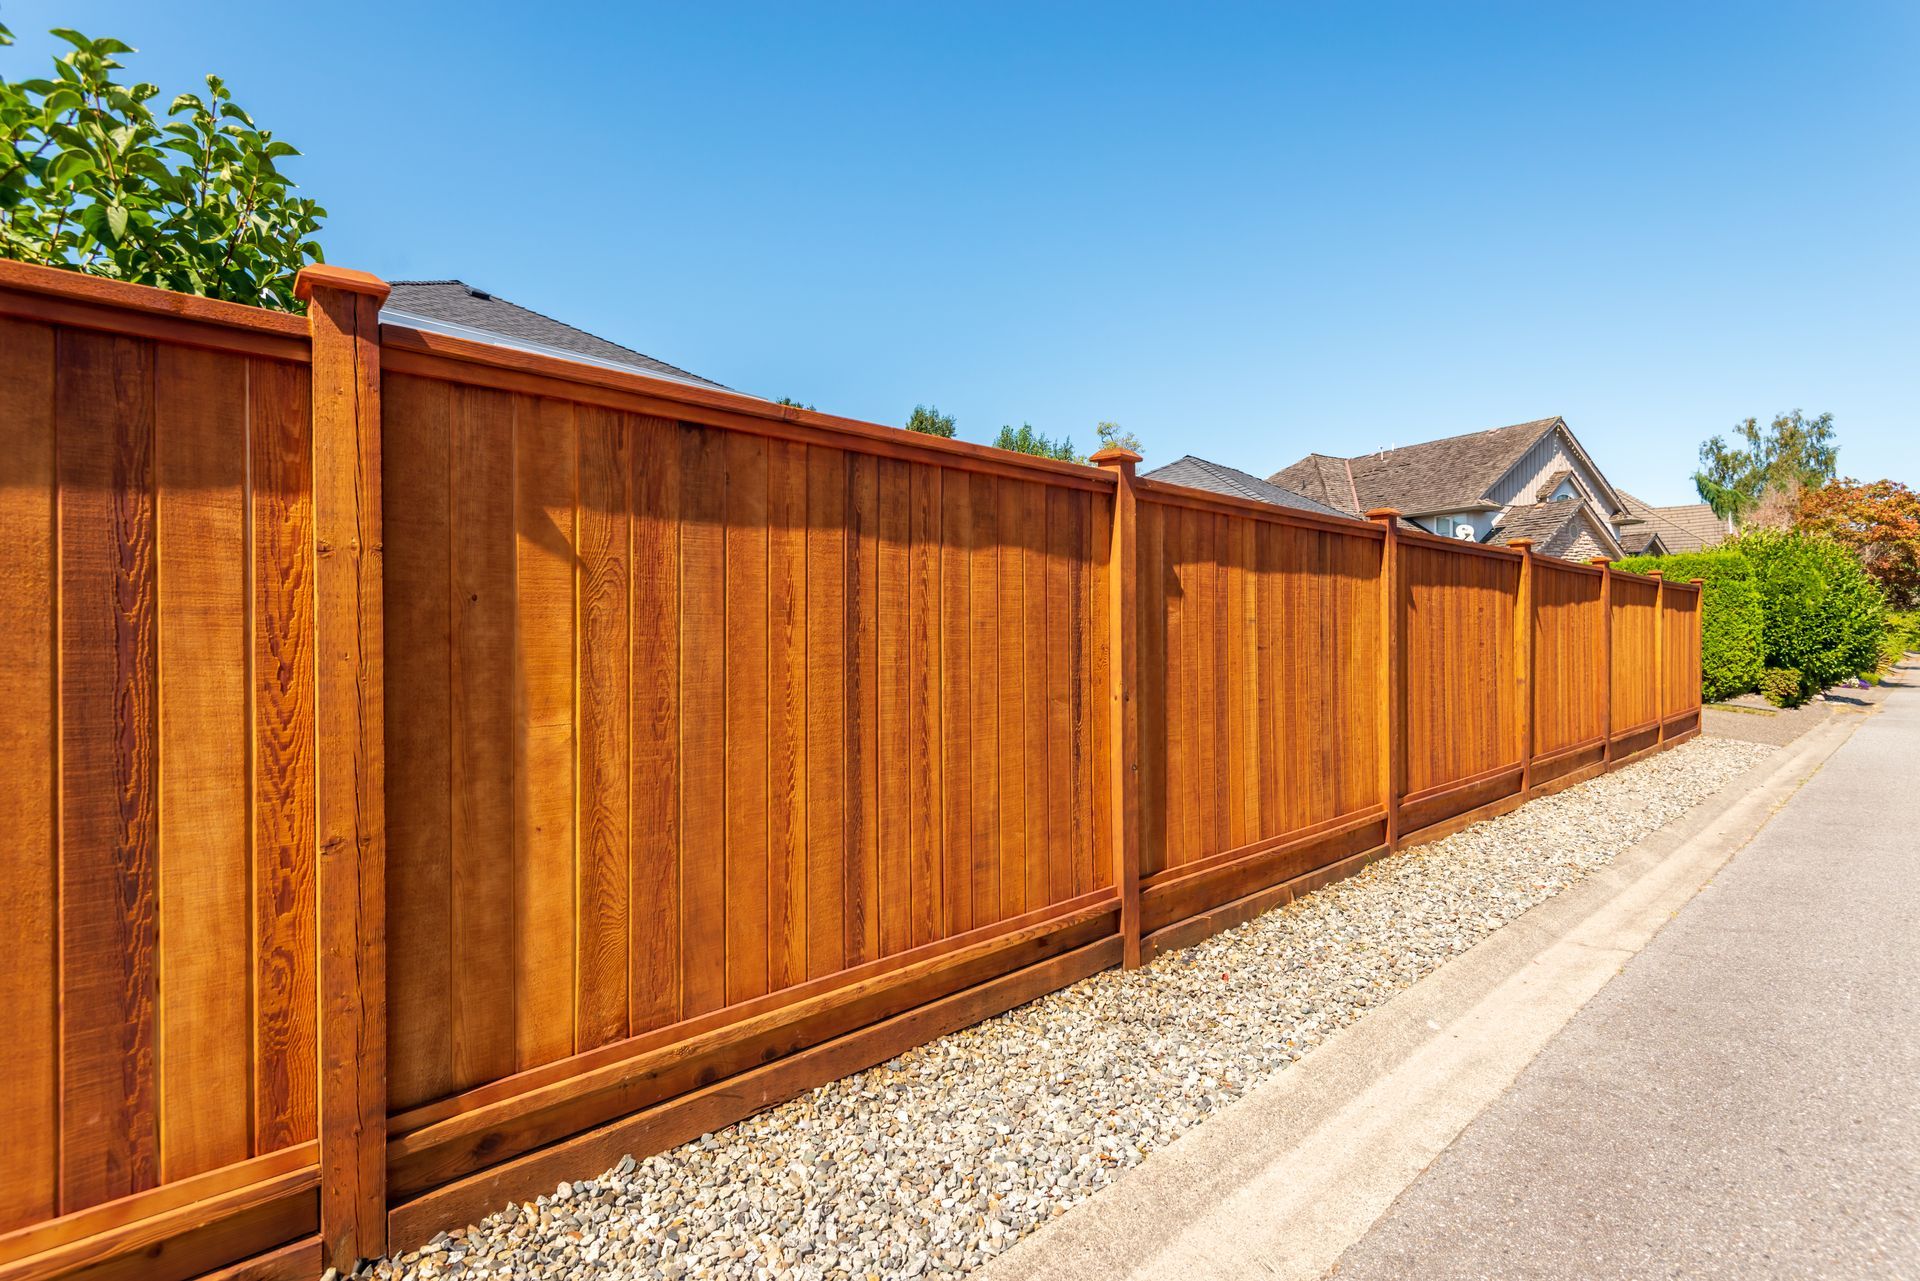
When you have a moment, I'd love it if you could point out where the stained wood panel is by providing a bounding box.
[1610,574,1660,732]
[0,315,58,1232]
[0,305,320,1245]
[57,329,160,1212]
[1662,588,1701,718]
[1403,541,1520,799]
[154,344,251,1181]
[1135,496,1385,879]
[1532,561,1605,756]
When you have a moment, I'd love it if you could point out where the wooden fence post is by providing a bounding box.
[1649,569,1665,742]
[1508,538,1535,793]
[1590,557,1612,767]
[298,265,390,1272]
[1091,446,1143,969]
[1366,510,1403,851]
[1690,577,1706,714]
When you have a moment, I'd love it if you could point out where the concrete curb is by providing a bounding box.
[978,713,1871,1281]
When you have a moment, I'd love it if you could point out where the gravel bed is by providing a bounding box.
[372,736,1772,1281]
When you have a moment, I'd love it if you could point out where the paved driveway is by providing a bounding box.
[1332,684,1920,1279]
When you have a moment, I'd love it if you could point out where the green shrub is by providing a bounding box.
[1616,548,1764,702]
[1729,529,1886,691]
[1760,667,1807,708]
[1887,609,1920,657]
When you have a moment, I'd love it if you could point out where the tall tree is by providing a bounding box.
[905,404,956,438]
[1795,478,1920,609]
[1095,421,1142,456]
[993,423,1079,462]
[1,23,325,309]
[1693,411,1839,521]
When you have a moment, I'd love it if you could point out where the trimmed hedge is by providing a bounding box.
[1731,529,1886,690]
[1617,548,1764,702]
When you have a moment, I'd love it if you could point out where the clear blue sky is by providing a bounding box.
[8,2,1917,504]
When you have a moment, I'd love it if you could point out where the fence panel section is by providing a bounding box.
[1531,557,1608,785]
[1131,485,1388,945]
[1400,535,1523,833]
[0,263,323,1280]
[1661,582,1704,729]
[1609,571,1661,752]
[375,332,1121,1229]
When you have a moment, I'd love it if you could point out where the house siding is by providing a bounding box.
[1488,428,1614,513]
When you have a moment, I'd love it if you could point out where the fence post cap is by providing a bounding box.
[1089,445,1143,466]
[1363,507,1401,521]
[1690,577,1705,585]
[1588,556,1612,566]
[1506,537,1535,550]
[295,264,391,304]
[1647,569,1664,580]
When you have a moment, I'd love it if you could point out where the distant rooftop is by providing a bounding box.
[382,280,729,391]
[1143,454,1349,518]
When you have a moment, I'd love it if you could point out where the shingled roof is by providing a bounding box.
[382,280,729,391]
[1270,417,1567,517]
[1143,455,1348,518]
[1616,490,1733,553]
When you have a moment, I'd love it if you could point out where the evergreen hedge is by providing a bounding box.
[1731,530,1886,690]
[1616,548,1764,702]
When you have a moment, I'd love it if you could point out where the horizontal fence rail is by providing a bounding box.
[0,259,1705,1281]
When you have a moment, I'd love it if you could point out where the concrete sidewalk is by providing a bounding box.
[982,686,1908,1281]
[1332,681,1920,1278]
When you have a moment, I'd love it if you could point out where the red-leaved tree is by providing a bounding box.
[1794,479,1920,609]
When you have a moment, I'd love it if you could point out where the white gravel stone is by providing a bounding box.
[370,736,1771,1281]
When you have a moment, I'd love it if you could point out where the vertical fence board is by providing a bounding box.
[576,408,632,1050]
[845,454,881,966]
[968,473,1001,925]
[804,446,847,979]
[767,440,810,990]
[250,358,318,1150]
[0,316,58,1232]
[448,385,516,1087]
[1021,483,1052,911]
[629,417,682,1032]
[998,478,1029,921]
[511,396,578,1068]
[938,470,973,938]
[154,344,252,1182]
[877,459,913,956]
[383,374,453,1110]
[908,465,943,948]
[57,329,159,1213]
[679,425,728,1015]
[723,432,770,1005]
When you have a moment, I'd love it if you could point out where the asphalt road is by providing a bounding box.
[1332,684,1920,1278]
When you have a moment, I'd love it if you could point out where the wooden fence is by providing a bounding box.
[0,259,1704,1281]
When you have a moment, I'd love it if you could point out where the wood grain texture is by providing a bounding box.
[0,316,57,1231]
[305,276,389,1267]
[154,343,251,1181]
[938,470,973,938]
[629,417,682,1032]
[448,384,516,1088]
[382,374,454,1110]
[845,453,880,966]
[723,431,770,1005]
[767,441,810,991]
[968,473,1001,926]
[908,466,943,949]
[512,394,578,1070]
[576,407,632,1049]
[250,358,317,1153]
[678,425,728,1015]
[804,446,847,979]
[876,459,913,957]
[57,328,160,1213]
